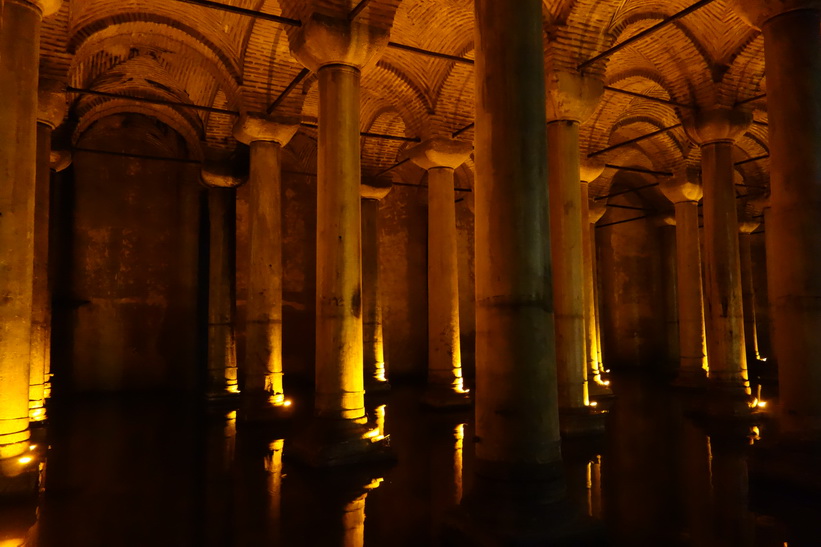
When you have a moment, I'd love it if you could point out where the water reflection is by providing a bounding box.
[2,383,816,546]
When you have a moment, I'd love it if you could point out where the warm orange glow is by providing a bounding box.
[18,456,32,464]
[757,400,767,408]
[588,401,598,407]
[0,539,26,547]
[30,408,46,422]
[282,400,293,407]
[454,423,465,504]
[29,445,36,451]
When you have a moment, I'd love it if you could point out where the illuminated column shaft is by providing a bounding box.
[407,138,472,407]
[702,141,748,387]
[661,173,708,384]
[580,168,606,386]
[736,0,821,437]
[29,124,53,421]
[474,0,563,475]
[360,181,392,391]
[233,114,298,415]
[0,0,59,460]
[547,120,587,409]
[738,222,760,362]
[686,110,751,394]
[206,187,239,397]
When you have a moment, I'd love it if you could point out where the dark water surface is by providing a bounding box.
[3,377,819,546]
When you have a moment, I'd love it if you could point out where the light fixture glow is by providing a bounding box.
[18,456,32,464]
[29,445,36,451]
[757,400,767,408]
[589,401,598,407]
[282,400,292,407]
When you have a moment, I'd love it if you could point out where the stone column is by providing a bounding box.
[589,197,608,377]
[233,113,298,419]
[360,180,392,393]
[738,215,760,365]
[288,14,391,464]
[656,214,680,377]
[580,162,609,394]
[735,1,821,435]
[684,108,752,410]
[0,0,61,465]
[660,172,709,385]
[407,137,473,408]
[460,0,572,540]
[200,159,245,402]
[28,80,66,423]
[545,73,603,432]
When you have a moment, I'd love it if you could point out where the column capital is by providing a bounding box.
[233,112,299,146]
[683,107,752,146]
[546,71,603,124]
[734,0,821,28]
[10,0,62,17]
[38,79,67,129]
[580,159,605,184]
[660,167,703,204]
[655,213,677,228]
[289,13,389,71]
[738,217,760,234]
[589,197,607,224]
[49,148,71,172]
[360,179,392,201]
[405,137,472,170]
[201,149,247,188]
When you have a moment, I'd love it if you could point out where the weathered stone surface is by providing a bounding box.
[232,112,299,146]
[405,137,472,170]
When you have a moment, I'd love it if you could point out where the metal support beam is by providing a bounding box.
[605,164,673,176]
[173,0,301,26]
[267,68,311,114]
[348,0,373,21]
[452,122,475,138]
[596,214,653,229]
[588,124,682,157]
[578,0,718,70]
[298,122,420,143]
[594,182,660,201]
[735,154,769,166]
[386,42,473,64]
[603,86,692,109]
[67,87,238,117]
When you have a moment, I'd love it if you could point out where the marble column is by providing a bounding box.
[407,137,472,408]
[660,172,709,385]
[0,0,61,466]
[200,159,245,402]
[735,0,821,435]
[738,215,761,365]
[580,162,609,395]
[545,72,603,433]
[360,180,392,393]
[28,80,66,423]
[457,0,575,541]
[233,113,298,418]
[657,214,681,376]
[684,108,752,411]
[288,14,391,464]
[589,197,608,378]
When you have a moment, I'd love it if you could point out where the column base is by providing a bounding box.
[441,470,606,546]
[205,389,241,405]
[421,385,472,410]
[287,417,394,467]
[588,380,613,401]
[239,394,294,423]
[559,407,607,438]
[0,456,39,500]
[685,381,759,420]
[365,378,392,395]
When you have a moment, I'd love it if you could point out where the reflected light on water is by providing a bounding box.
[454,423,465,504]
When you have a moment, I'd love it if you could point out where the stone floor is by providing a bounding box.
[2,374,819,546]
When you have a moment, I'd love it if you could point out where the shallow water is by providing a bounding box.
[3,376,819,546]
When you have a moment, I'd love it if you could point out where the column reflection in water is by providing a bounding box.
[202,409,237,547]
[707,426,755,547]
[234,429,286,546]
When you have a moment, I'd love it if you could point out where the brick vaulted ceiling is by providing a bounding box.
[39,0,770,206]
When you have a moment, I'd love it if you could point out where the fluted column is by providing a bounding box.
[200,157,245,402]
[0,0,61,465]
[233,113,298,418]
[28,80,66,423]
[660,172,708,385]
[288,14,391,464]
[360,181,392,393]
[407,137,472,408]
[684,108,752,410]
[738,216,761,365]
[545,73,603,431]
